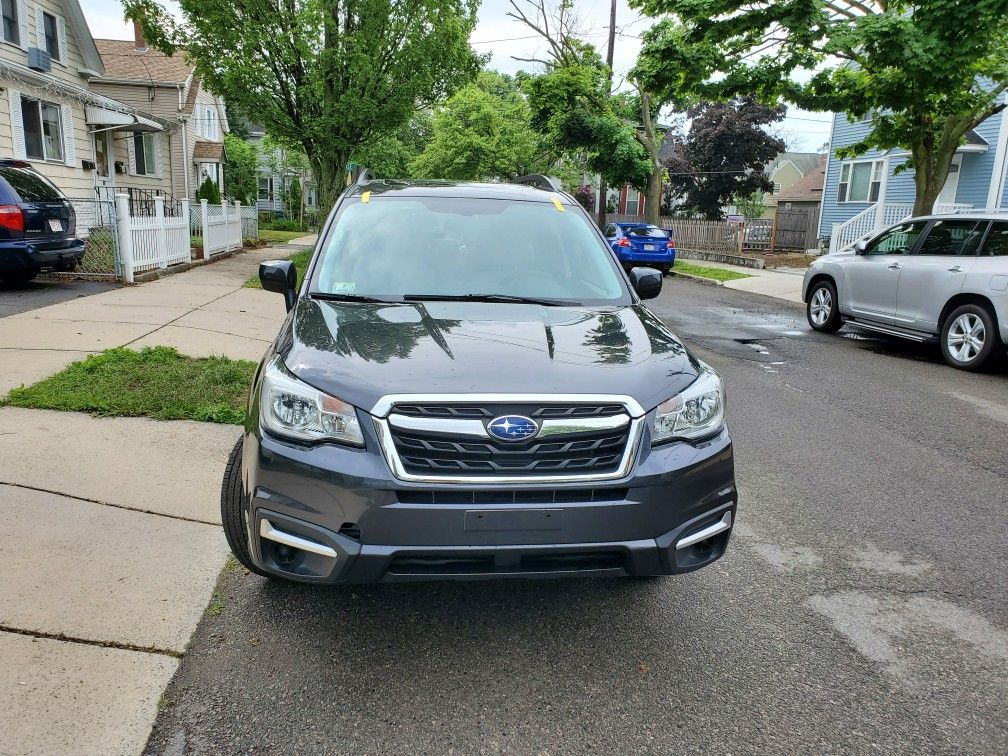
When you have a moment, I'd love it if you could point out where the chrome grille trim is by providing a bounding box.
[372,393,645,484]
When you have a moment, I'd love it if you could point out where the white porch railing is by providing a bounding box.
[829,202,974,253]
[199,200,243,257]
[114,194,191,283]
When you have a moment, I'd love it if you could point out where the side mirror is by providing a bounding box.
[259,260,298,311]
[630,266,663,300]
[854,240,868,255]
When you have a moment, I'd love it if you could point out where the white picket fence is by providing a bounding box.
[198,200,244,256]
[115,195,245,283]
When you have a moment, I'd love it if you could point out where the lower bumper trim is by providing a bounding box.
[260,518,338,558]
[675,511,733,550]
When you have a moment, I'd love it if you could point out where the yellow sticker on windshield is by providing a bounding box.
[361,191,371,204]
[552,196,565,212]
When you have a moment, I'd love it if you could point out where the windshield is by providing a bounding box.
[311,196,628,305]
[0,166,63,202]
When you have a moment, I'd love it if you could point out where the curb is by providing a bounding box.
[668,271,724,286]
[132,248,243,284]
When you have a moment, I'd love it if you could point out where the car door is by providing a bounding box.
[895,218,988,334]
[843,220,928,325]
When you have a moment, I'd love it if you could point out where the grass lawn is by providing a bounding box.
[2,347,256,424]
[673,260,752,282]
[259,229,309,244]
[243,249,313,289]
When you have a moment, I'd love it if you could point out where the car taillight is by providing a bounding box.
[617,238,631,247]
[667,239,676,249]
[0,205,24,232]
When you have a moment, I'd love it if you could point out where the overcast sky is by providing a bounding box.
[84,0,832,150]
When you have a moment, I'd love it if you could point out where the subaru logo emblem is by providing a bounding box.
[487,415,539,442]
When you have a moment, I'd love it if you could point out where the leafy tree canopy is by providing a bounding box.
[353,112,434,179]
[124,0,482,210]
[411,72,545,180]
[222,133,258,204]
[632,0,1008,215]
[664,97,785,219]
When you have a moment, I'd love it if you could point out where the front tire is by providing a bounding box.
[221,438,272,577]
[806,279,843,333]
[940,304,998,371]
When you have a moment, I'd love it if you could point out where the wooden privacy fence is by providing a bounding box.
[115,196,245,282]
[610,205,820,254]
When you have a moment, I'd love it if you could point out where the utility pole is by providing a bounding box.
[597,0,617,228]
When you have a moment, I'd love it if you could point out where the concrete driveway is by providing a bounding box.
[0,275,117,317]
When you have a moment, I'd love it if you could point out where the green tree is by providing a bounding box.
[632,0,1008,216]
[223,133,258,204]
[125,0,481,211]
[411,72,543,180]
[286,177,303,225]
[197,176,222,205]
[352,112,433,179]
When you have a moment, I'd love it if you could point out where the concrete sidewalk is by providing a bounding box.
[688,261,806,304]
[0,247,289,755]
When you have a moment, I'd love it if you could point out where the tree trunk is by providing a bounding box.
[911,142,956,216]
[597,177,608,228]
[644,164,662,224]
[311,149,351,215]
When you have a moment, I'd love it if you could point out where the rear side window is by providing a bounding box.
[603,224,618,237]
[626,225,668,238]
[916,219,988,256]
[980,222,1008,256]
[0,166,63,202]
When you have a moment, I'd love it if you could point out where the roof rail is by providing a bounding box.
[513,174,564,192]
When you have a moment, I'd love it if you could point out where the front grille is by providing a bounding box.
[390,427,630,476]
[396,488,629,505]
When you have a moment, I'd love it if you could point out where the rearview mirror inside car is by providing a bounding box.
[259,260,298,311]
[630,267,663,300]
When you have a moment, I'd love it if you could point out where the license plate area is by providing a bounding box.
[48,218,62,232]
[465,508,563,532]
[643,243,656,251]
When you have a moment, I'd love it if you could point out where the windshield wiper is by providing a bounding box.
[310,292,395,304]
[402,293,572,306]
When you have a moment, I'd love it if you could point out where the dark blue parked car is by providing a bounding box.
[604,222,676,273]
[0,160,85,285]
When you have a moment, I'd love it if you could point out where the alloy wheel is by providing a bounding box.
[947,313,986,363]
[810,287,832,326]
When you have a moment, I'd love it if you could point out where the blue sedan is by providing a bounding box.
[604,222,676,273]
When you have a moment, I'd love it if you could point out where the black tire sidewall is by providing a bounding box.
[941,304,997,370]
[221,437,271,576]
[807,280,842,332]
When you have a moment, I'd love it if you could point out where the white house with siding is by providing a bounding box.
[90,24,229,202]
[0,0,167,201]
[820,91,1008,252]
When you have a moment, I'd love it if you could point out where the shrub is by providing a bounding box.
[196,176,222,205]
[269,218,301,232]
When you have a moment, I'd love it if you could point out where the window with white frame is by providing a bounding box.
[132,131,158,176]
[205,106,216,140]
[41,11,59,61]
[258,177,272,201]
[21,96,63,162]
[1,0,18,45]
[838,159,883,203]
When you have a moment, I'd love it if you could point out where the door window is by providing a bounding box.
[915,219,988,256]
[863,221,928,255]
[980,221,1008,256]
[603,224,617,237]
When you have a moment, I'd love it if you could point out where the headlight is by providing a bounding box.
[260,356,364,446]
[652,369,724,444]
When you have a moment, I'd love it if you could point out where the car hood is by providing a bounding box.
[278,298,702,415]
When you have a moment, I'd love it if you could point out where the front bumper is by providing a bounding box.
[0,239,86,273]
[242,422,737,583]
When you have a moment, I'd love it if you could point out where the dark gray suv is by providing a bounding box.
[223,179,736,583]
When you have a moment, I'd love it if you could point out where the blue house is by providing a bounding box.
[820,92,1008,252]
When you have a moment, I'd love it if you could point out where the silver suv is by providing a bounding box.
[804,214,1008,370]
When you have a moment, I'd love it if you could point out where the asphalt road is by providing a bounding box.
[145,278,1008,755]
[0,275,116,317]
